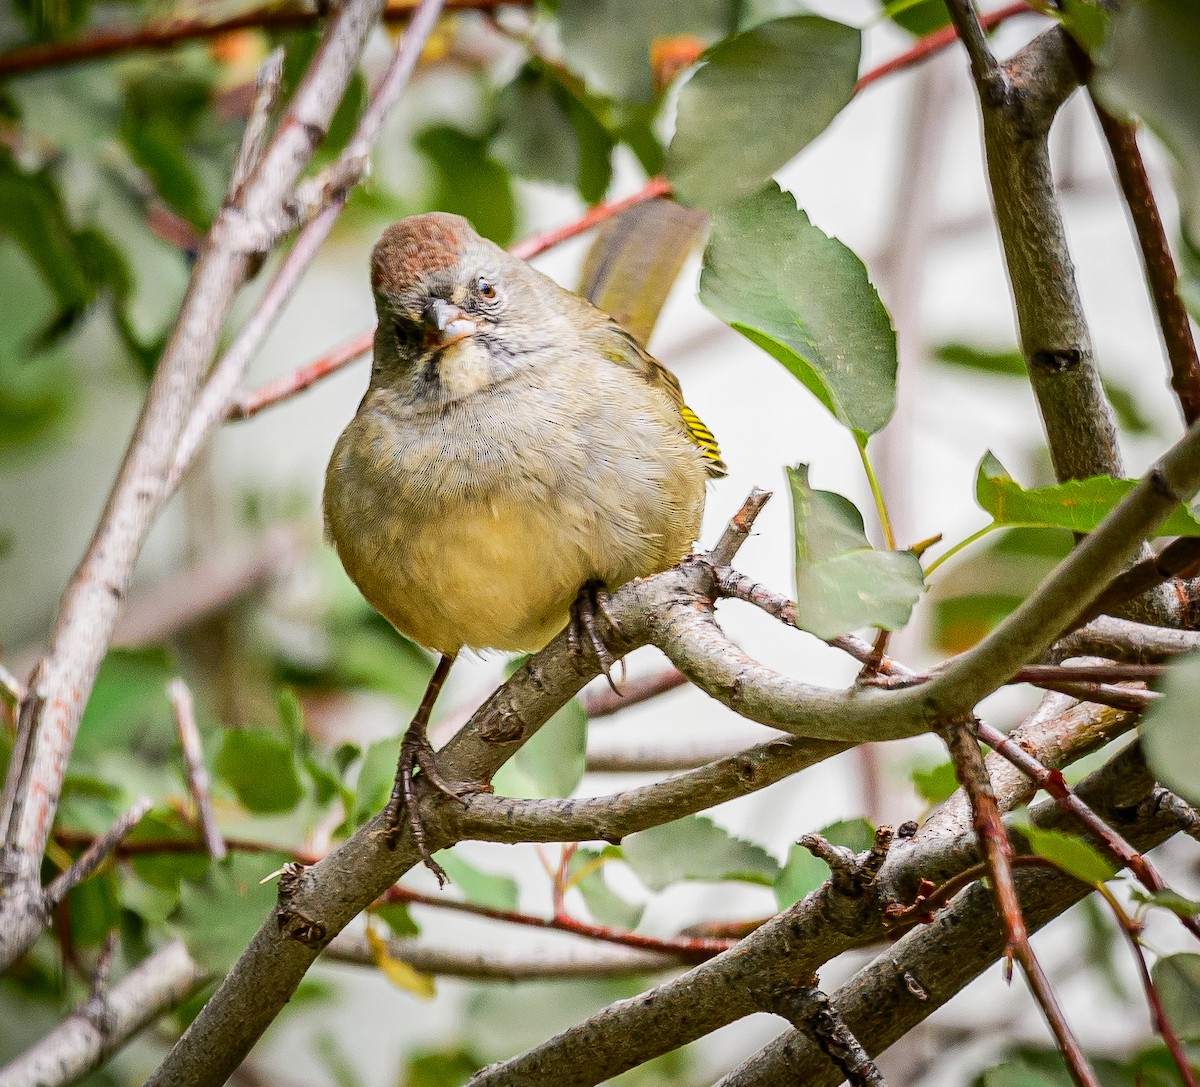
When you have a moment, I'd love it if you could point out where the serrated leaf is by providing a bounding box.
[213,729,303,815]
[623,815,778,891]
[1142,652,1200,806]
[566,847,644,929]
[1151,953,1200,1042]
[365,925,436,999]
[432,852,520,910]
[701,183,897,437]
[976,452,1200,536]
[774,818,875,908]
[492,698,587,800]
[557,0,738,103]
[1016,822,1118,887]
[788,465,924,638]
[911,760,958,806]
[668,16,860,209]
[171,852,291,973]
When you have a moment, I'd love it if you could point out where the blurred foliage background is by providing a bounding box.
[3,0,1200,1084]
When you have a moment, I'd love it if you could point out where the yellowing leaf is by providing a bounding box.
[365,924,436,1000]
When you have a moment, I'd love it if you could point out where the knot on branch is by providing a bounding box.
[800,825,895,897]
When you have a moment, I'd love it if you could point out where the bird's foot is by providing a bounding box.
[568,580,624,694]
[382,727,466,886]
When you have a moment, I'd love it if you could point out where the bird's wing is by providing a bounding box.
[593,319,728,479]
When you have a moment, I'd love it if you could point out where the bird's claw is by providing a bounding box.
[382,727,466,886]
[569,581,624,695]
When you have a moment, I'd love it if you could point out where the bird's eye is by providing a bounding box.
[477,277,497,301]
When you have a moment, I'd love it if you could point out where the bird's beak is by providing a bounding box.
[422,298,477,348]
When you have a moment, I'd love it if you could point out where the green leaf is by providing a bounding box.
[416,126,515,246]
[127,810,211,891]
[74,647,177,768]
[774,818,875,908]
[788,465,924,638]
[622,815,778,891]
[354,738,399,824]
[1151,953,1200,1042]
[375,902,421,938]
[566,846,645,929]
[66,869,121,948]
[491,64,614,204]
[977,1059,1065,1087]
[1057,0,1111,53]
[13,0,92,40]
[1142,652,1200,805]
[910,760,958,806]
[492,698,587,800]
[172,852,292,973]
[1131,887,1200,917]
[1016,822,1118,886]
[432,852,520,910]
[1093,0,1200,243]
[213,729,304,815]
[668,16,860,209]
[881,0,952,36]
[976,452,1200,536]
[700,183,897,437]
[402,1047,482,1087]
[557,0,739,103]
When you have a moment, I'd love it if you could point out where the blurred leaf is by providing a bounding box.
[375,901,420,937]
[315,1033,367,1087]
[491,63,614,203]
[976,1059,1066,1087]
[1151,953,1200,1042]
[977,452,1200,535]
[1057,0,1110,53]
[623,815,778,891]
[1015,822,1118,886]
[579,197,708,346]
[65,868,121,948]
[788,465,924,638]
[910,760,958,806]
[74,648,177,767]
[416,126,515,246]
[1142,652,1200,805]
[493,697,586,799]
[12,0,91,40]
[881,0,952,36]
[668,16,860,208]
[566,846,644,929]
[1093,0,1200,243]
[433,852,520,910]
[701,183,897,437]
[402,1047,482,1087]
[353,739,397,824]
[214,729,304,815]
[365,924,435,999]
[774,818,875,908]
[127,810,211,892]
[557,0,738,102]
[1077,895,1131,1000]
[171,851,291,973]
[1132,887,1200,916]
[119,67,219,231]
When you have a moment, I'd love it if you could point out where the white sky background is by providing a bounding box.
[2,1,1196,1083]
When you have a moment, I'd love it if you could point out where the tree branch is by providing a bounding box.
[0,941,205,1087]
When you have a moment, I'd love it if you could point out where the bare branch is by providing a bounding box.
[169,679,225,861]
[762,986,888,1087]
[581,668,688,720]
[324,933,678,981]
[1056,615,1200,662]
[0,941,205,1087]
[44,796,153,911]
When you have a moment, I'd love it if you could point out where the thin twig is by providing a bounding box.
[378,884,735,962]
[976,721,1200,943]
[1150,788,1200,844]
[582,668,688,719]
[767,986,888,1087]
[855,2,1035,94]
[1092,103,1200,426]
[0,0,517,78]
[942,0,1008,98]
[169,679,225,861]
[228,50,284,202]
[227,332,374,420]
[44,797,154,910]
[938,719,1100,1087]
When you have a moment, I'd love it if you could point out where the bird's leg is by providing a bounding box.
[568,580,625,695]
[383,652,463,883]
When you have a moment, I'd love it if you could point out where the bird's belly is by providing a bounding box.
[344,499,601,654]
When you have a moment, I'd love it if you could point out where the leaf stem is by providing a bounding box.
[924,522,996,576]
[857,438,897,550]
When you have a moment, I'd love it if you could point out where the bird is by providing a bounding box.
[323,212,726,880]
